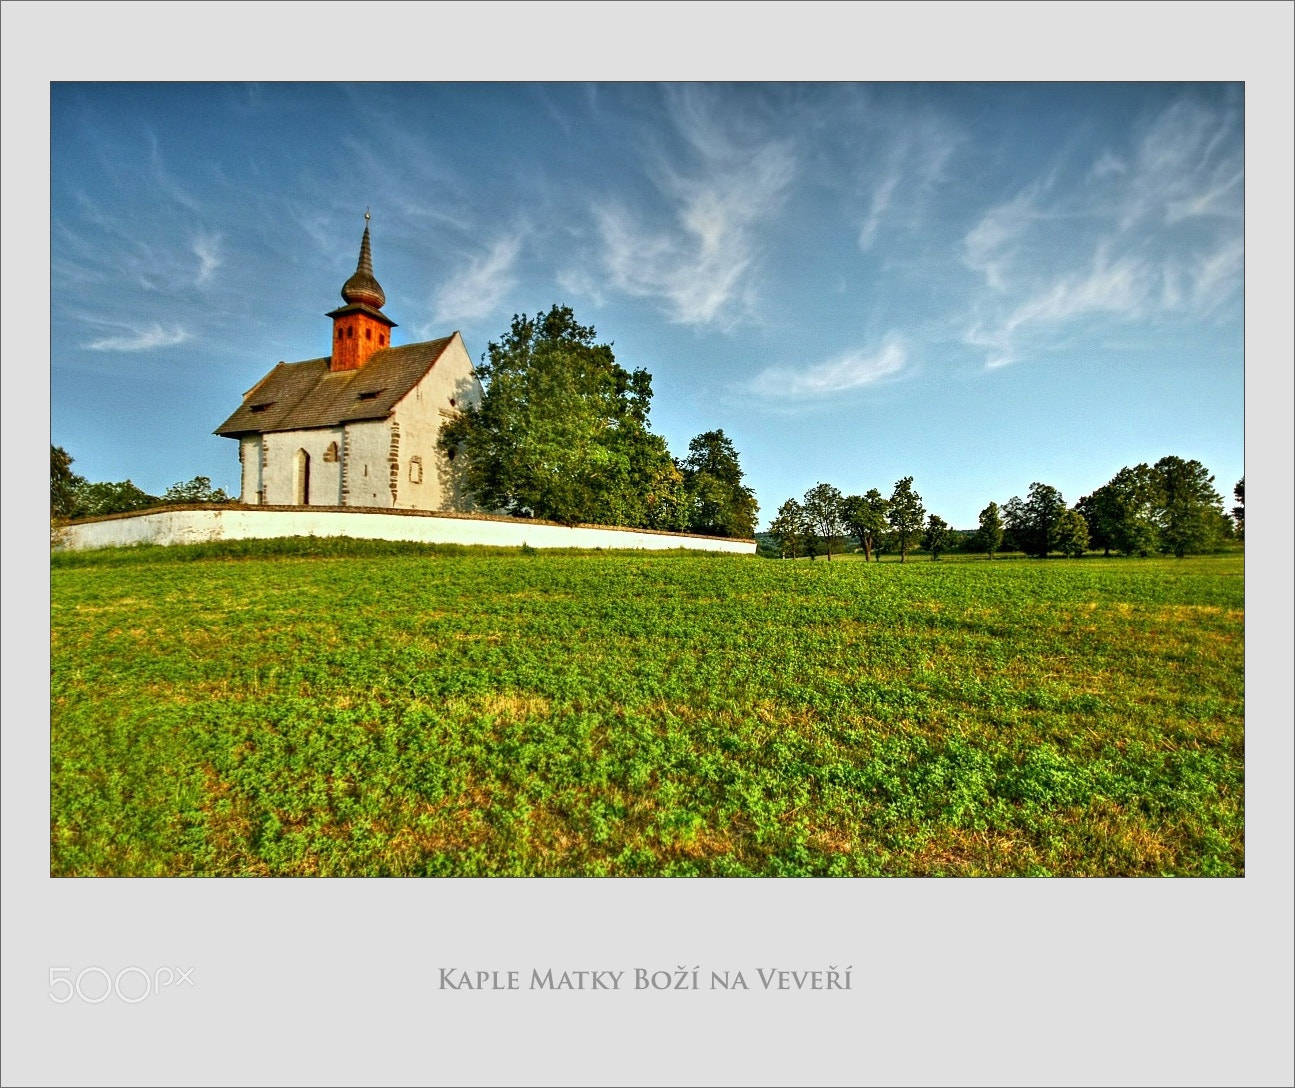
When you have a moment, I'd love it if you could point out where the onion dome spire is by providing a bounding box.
[340,210,386,310]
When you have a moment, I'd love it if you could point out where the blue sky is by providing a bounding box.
[50,81,1246,528]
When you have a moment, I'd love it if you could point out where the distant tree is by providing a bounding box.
[1232,476,1244,542]
[1077,465,1159,557]
[71,479,159,518]
[769,498,808,559]
[1001,496,1026,554]
[1075,489,1115,556]
[975,501,1004,559]
[1050,508,1090,558]
[841,489,889,561]
[801,483,846,560]
[1006,482,1066,558]
[51,445,85,519]
[680,430,759,538]
[1152,456,1226,558]
[887,477,926,562]
[162,476,232,504]
[922,514,951,560]
[1203,504,1236,547]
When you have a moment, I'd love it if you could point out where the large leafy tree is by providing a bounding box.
[679,430,759,538]
[887,476,925,562]
[922,514,951,560]
[801,482,845,560]
[1152,455,1226,557]
[1232,476,1244,542]
[842,489,889,561]
[976,501,1005,559]
[440,305,680,528]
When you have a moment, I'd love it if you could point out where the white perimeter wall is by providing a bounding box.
[56,507,757,555]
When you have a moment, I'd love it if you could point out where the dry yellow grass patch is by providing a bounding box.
[476,692,554,721]
[908,827,1039,876]
[660,826,737,861]
[194,767,272,876]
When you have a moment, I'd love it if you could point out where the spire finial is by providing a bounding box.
[339,214,385,310]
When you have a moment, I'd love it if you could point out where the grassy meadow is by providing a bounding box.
[50,540,1244,876]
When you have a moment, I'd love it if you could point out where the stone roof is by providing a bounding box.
[214,335,454,437]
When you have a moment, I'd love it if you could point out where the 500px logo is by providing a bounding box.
[49,966,195,1004]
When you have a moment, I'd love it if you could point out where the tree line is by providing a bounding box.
[50,445,231,519]
[766,458,1241,561]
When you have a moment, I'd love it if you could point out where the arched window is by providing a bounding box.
[294,449,311,505]
[322,441,340,463]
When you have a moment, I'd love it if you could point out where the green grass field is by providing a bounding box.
[50,540,1244,876]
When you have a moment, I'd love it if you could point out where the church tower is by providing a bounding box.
[327,212,397,372]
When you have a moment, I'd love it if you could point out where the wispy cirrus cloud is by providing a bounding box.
[961,183,1053,294]
[593,86,796,329]
[961,93,1242,368]
[747,336,909,398]
[854,109,962,251]
[55,193,226,294]
[192,232,222,284]
[967,250,1153,369]
[431,234,524,325]
[84,322,191,352]
[857,170,901,252]
[147,132,202,213]
[1115,98,1244,230]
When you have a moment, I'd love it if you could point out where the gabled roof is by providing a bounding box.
[215,335,454,437]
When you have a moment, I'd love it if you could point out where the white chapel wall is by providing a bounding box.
[261,428,344,506]
[238,435,262,503]
[341,419,393,507]
[389,334,483,513]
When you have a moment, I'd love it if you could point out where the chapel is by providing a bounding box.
[215,216,482,511]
